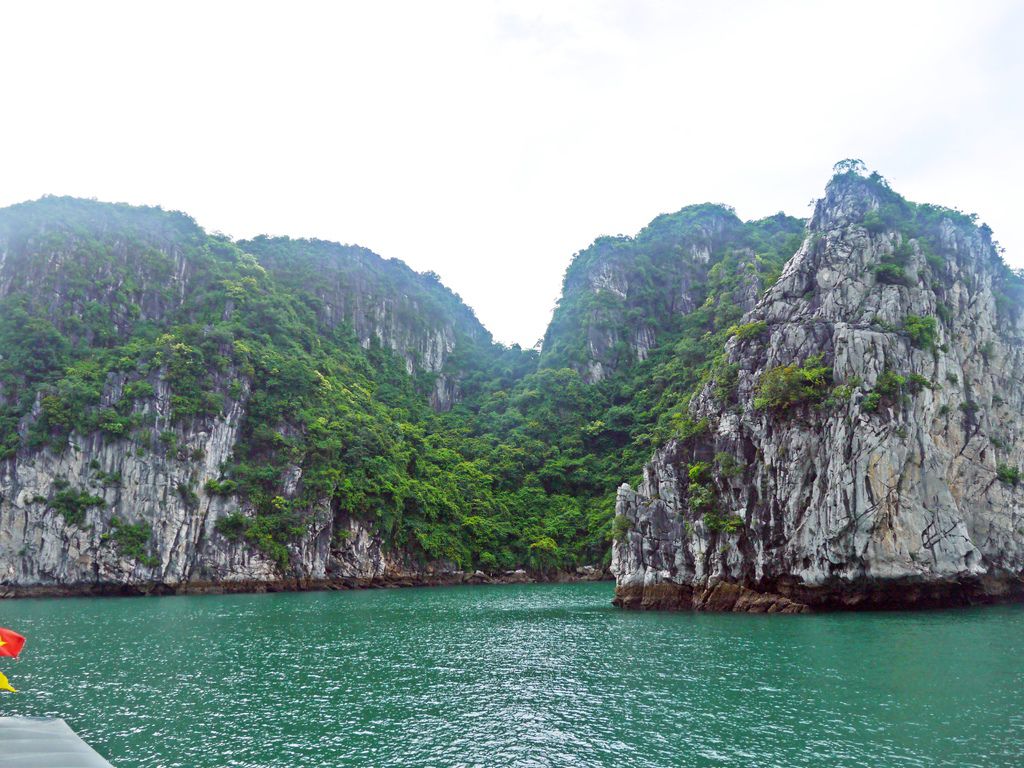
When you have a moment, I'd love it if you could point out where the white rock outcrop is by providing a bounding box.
[612,176,1024,611]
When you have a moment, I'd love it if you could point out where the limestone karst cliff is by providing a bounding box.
[0,197,509,595]
[241,236,490,411]
[612,171,1024,611]
[0,193,804,597]
[540,205,804,382]
[2,169,1022,605]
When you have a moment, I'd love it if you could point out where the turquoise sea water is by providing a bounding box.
[1,581,1022,767]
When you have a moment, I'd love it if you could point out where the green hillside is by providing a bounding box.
[0,194,807,574]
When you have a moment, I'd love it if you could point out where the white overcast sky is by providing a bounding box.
[1,1,1022,347]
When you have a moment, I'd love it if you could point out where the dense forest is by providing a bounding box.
[3,168,1015,577]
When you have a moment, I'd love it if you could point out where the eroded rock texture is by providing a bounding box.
[613,175,1024,611]
[539,206,803,382]
[0,204,482,596]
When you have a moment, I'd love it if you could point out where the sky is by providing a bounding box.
[1,1,1022,347]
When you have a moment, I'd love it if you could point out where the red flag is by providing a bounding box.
[0,627,25,658]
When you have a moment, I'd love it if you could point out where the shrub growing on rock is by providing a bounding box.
[907,373,934,393]
[996,463,1021,486]
[215,512,250,541]
[904,315,938,350]
[106,517,159,567]
[874,263,912,286]
[611,515,633,541]
[704,511,744,534]
[50,487,106,527]
[753,353,831,411]
[862,370,906,414]
[726,321,768,341]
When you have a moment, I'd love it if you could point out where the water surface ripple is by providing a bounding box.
[2,582,1022,766]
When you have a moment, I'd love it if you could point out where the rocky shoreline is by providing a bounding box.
[0,565,612,600]
[612,572,1024,614]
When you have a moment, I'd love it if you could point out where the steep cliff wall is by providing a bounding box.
[0,375,442,597]
[540,206,803,382]
[0,198,500,596]
[5,175,1020,605]
[612,173,1024,611]
[241,236,493,410]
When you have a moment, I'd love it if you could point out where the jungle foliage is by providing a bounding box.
[1,182,1016,575]
[0,197,805,574]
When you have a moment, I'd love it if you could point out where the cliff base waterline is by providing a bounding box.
[612,571,1024,613]
[5,581,1024,766]
[0,567,611,599]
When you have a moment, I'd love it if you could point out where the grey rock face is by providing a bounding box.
[0,218,481,595]
[541,206,750,383]
[245,240,489,411]
[613,176,1024,611]
[0,370,440,595]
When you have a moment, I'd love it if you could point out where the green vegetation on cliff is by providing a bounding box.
[0,196,807,574]
[5,174,1016,578]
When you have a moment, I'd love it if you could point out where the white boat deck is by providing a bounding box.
[0,717,114,767]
